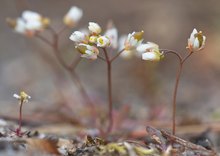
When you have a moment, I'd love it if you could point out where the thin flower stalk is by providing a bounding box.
[162,49,193,135]
[100,48,125,135]
[102,48,113,134]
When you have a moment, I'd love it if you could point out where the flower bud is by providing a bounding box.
[140,42,163,61]
[63,6,83,27]
[69,31,88,43]
[88,22,102,35]
[187,28,206,52]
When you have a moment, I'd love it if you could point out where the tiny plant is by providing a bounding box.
[70,22,144,135]
[13,91,31,137]
[140,28,206,134]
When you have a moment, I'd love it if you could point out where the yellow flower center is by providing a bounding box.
[20,91,29,101]
[99,38,104,45]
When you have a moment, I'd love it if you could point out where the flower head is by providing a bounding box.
[63,6,83,27]
[69,31,88,44]
[97,36,111,47]
[7,10,49,37]
[13,91,31,103]
[124,31,144,50]
[88,22,102,35]
[76,43,99,60]
[187,28,206,52]
[141,42,164,61]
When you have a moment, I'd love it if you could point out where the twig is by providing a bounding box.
[146,126,217,155]
[160,129,217,155]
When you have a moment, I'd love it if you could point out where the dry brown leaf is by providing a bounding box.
[26,138,60,155]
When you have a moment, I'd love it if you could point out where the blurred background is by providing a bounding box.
[1,0,220,130]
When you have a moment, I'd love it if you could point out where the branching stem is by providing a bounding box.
[162,49,193,135]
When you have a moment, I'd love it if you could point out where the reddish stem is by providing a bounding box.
[163,50,193,135]
[103,48,113,134]
[17,99,24,136]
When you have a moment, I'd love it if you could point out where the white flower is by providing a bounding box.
[88,22,102,34]
[76,43,99,60]
[63,6,83,27]
[187,28,206,52]
[22,10,41,21]
[7,10,49,36]
[141,42,163,61]
[124,31,144,50]
[25,19,42,30]
[13,91,31,103]
[21,10,46,31]
[137,42,159,58]
[97,36,110,47]
[104,27,118,49]
[69,31,88,43]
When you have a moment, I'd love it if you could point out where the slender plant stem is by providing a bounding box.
[17,99,24,136]
[172,63,183,135]
[102,48,113,134]
[163,50,193,135]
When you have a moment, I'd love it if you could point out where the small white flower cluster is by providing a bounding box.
[119,31,145,59]
[63,6,83,27]
[119,30,163,60]
[138,28,206,62]
[13,91,31,103]
[7,11,50,36]
[70,22,117,60]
